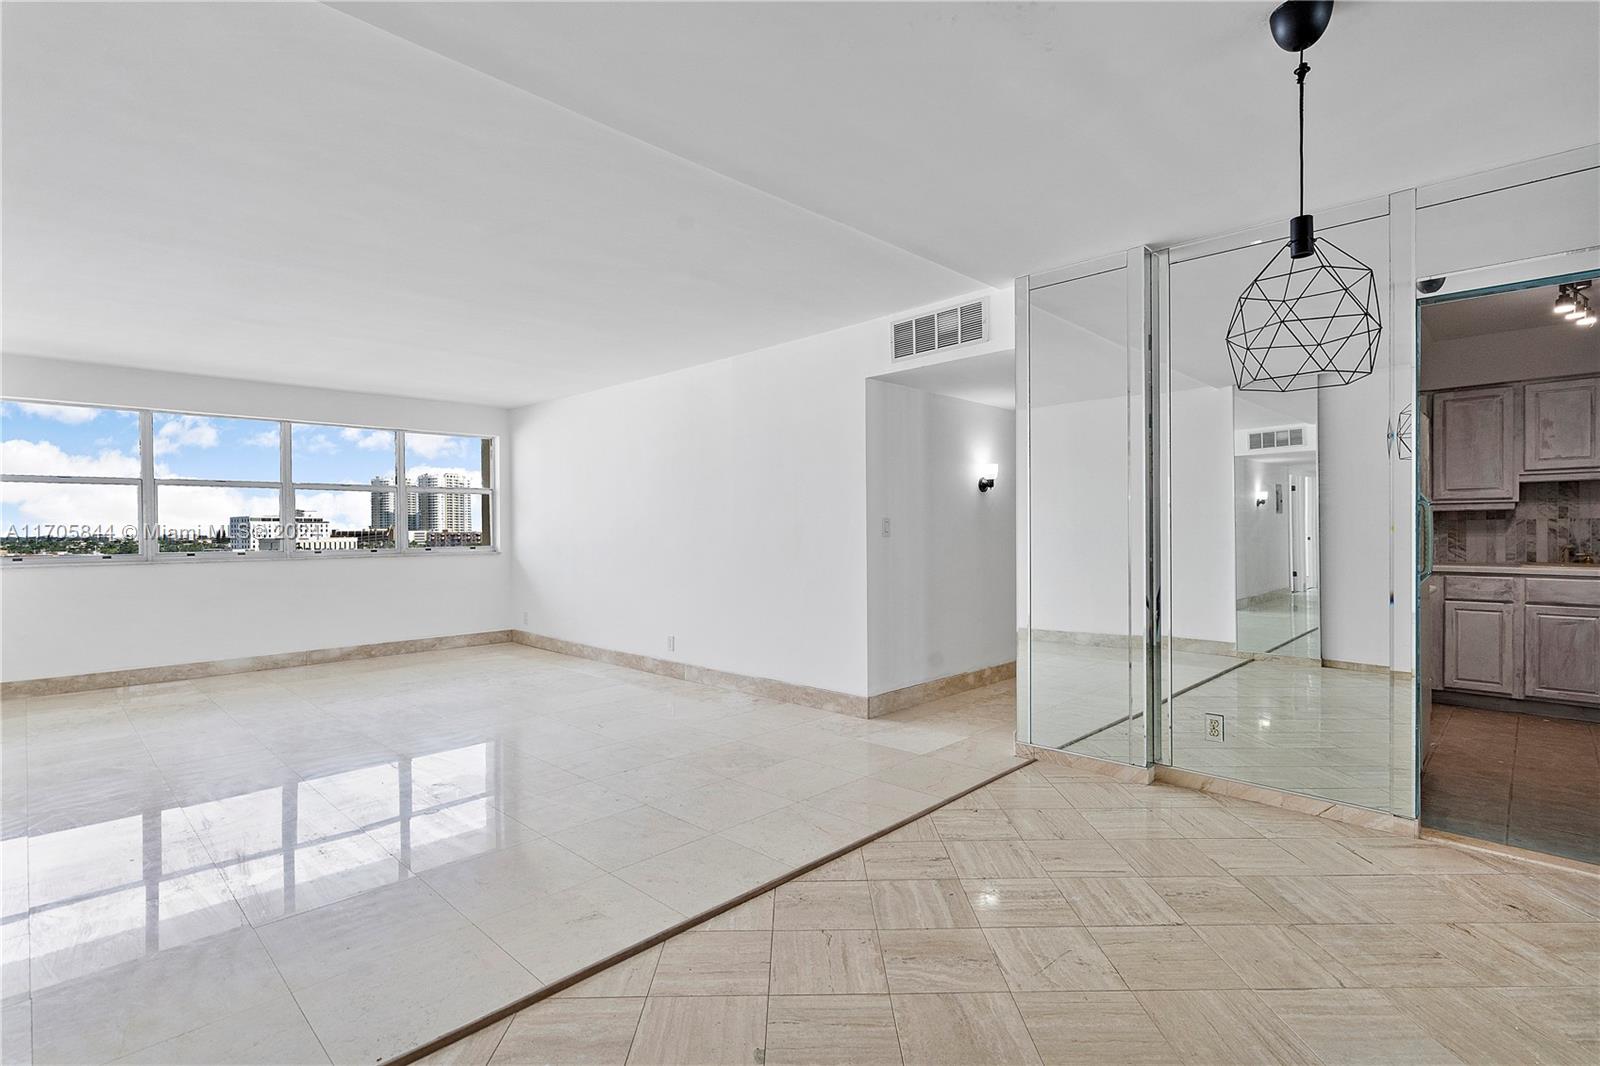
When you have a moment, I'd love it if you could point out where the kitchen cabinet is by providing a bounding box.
[1437,572,1600,706]
[1432,385,1518,505]
[1524,376,1600,474]
[1443,600,1518,695]
[1523,604,1600,705]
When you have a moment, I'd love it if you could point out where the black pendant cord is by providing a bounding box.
[1287,52,1314,257]
[1295,52,1309,219]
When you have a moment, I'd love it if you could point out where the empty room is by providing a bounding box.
[2,2,1597,1065]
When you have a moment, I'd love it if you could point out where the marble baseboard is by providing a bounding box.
[1028,629,1136,649]
[510,630,870,716]
[1154,766,1419,836]
[0,630,516,698]
[866,661,1016,718]
[1321,658,1411,678]
[1419,828,1600,876]
[1235,588,1291,609]
[1016,742,1157,784]
[1030,629,1250,660]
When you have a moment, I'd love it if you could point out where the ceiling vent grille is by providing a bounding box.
[892,299,987,359]
[1247,427,1306,450]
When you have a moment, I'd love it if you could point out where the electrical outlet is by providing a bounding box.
[1203,713,1225,743]
[667,635,675,653]
[521,611,529,626]
[881,517,891,538]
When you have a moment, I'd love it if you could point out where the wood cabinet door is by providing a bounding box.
[1443,600,1517,695]
[1524,604,1600,705]
[1524,377,1600,473]
[1433,386,1517,503]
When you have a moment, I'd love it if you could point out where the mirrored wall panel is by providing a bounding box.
[1162,215,1402,812]
[1021,252,1152,765]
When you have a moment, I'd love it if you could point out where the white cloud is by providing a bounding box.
[339,427,393,451]
[245,430,279,448]
[0,442,141,532]
[405,433,468,460]
[1,439,139,478]
[153,415,218,455]
[4,402,102,424]
[293,490,377,530]
[407,465,481,486]
[156,486,278,539]
[300,432,338,455]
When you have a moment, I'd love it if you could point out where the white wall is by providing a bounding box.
[866,382,1014,694]
[1233,458,1293,601]
[508,288,1013,698]
[1420,322,1598,392]
[1166,386,1235,645]
[0,353,511,681]
[1029,394,1131,637]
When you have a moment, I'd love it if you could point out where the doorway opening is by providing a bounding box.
[864,351,1017,718]
[1418,272,1600,864]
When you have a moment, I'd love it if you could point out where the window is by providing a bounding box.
[1,399,494,564]
[1,401,142,558]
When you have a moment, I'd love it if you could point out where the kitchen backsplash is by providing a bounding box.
[1435,480,1600,564]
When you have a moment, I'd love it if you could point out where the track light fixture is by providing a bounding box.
[1554,283,1595,327]
[1228,1,1383,393]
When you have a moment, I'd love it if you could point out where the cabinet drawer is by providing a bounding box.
[1524,577,1600,608]
[1443,575,1519,603]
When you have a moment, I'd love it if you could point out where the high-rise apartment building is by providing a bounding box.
[370,475,420,531]
[416,472,472,532]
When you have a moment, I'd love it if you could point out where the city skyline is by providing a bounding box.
[2,401,485,539]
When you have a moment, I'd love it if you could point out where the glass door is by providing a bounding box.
[1016,248,1157,768]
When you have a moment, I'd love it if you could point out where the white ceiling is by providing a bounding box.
[1421,282,1579,341]
[875,349,1016,410]
[4,2,1595,406]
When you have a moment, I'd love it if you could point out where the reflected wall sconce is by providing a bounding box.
[1256,491,1270,508]
[978,464,999,493]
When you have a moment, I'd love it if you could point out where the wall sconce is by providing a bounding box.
[978,463,998,493]
[1255,491,1269,508]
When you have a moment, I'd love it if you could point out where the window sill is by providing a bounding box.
[2,549,500,570]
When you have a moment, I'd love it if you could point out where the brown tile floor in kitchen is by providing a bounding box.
[1423,704,1600,865]
[420,760,1600,1066]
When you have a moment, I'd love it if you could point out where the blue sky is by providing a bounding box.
[2,401,484,534]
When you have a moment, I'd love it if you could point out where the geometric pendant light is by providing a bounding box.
[1228,0,1383,392]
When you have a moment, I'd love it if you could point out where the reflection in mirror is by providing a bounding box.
[1233,391,1320,659]
[1163,214,1397,813]
[1025,264,1148,763]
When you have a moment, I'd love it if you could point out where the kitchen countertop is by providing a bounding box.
[1434,563,1600,579]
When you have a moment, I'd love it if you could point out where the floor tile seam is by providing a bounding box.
[252,920,339,1066]
[381,757,1035,1066]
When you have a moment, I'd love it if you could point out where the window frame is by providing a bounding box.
[1,400,497,566]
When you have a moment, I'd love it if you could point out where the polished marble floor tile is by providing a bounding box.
[486,996,643,1065]
[763,994,902,1066]
[647,931,770,997]
[625,995,766,1066]
[889,991,1041,1066]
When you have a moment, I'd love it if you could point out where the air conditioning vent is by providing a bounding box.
[891,299,987,359]
[892,320,914,359]
[1247,425,1310,451]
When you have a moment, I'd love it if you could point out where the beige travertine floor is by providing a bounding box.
[421,760,1600,1066]
[0,644,1023,1065]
